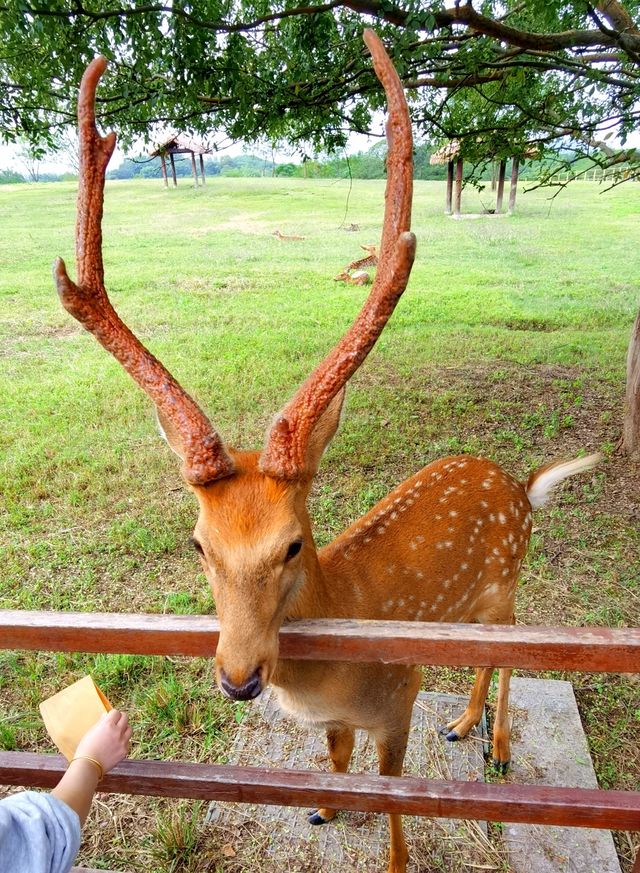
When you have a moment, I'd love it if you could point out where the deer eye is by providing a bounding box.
[284,540,303,562]
[191,537,205,556]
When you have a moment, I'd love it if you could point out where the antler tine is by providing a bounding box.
[260,30,416,480]
[53,58,234,486]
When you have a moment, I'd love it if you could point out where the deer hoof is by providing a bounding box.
[308,811,329,826]
[441,728,460,742]
[492,758,510,775]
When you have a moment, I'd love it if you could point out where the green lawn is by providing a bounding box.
[0,176,639,871]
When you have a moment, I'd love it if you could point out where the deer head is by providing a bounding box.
[54,30,415,701]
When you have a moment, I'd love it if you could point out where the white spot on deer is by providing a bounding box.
[489,513,496,522]
[390,511,398,520]
[460,479,468,485]
[398,598,405,607]
[444,541,453,549]
[386,565,396,576]
[480,500,489,509]
[484,557,492,565]
[493,547,501,556]
[435,593,445,604]
[363,537,371,544]
[449,510,458,518]
[467,547,473,555]
[416,609,424,620]
[438,497,448,504]
[460,562,469,571]
[502,568,510,576]
[442,578,451,589]
[436,541,445,550]
[498,512,507,524]
[382,599,394,612]
[434,513,442,521]
[488,469,497,477]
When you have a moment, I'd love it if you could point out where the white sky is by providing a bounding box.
[0,130,381,174]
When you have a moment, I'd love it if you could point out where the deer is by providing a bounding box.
[334,243,379,283]
[53,31,600,873]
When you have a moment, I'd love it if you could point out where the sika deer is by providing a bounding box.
[54,31,599,873]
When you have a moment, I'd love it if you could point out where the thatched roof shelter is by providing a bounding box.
[149,133,211,187]
[430,141,461,166]
[430,140,539,216]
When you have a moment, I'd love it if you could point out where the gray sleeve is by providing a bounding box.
[0,790,81,873]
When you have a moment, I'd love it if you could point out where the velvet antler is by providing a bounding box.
[53,57,234,486]
[259,29,416,480]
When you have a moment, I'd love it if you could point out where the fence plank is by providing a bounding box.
[0,611,639,672]
[2,752,639,831]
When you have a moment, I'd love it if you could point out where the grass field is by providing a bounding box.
[1,176,639,871]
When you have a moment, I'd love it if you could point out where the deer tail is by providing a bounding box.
[525,453,601,510]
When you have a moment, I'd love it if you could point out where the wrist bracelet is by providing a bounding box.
[70,755,104,781]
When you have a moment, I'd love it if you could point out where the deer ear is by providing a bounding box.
[303,387,346,476]
[156,408,185,460]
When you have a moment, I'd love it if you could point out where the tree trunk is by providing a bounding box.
[622,308,640,456]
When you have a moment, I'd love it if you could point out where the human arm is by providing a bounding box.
[52,708,131,825]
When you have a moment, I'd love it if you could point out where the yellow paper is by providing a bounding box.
[39,675,112,762]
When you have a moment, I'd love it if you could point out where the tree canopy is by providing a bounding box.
[1,1,639,181]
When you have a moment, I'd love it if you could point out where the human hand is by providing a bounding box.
[74,709,132,775]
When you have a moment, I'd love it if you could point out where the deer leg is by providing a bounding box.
[308,724,355,825]
[443,666,493,742]
[491,667,512,774]
[376,730,411,873]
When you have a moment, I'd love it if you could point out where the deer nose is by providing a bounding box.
[219,668,262,701]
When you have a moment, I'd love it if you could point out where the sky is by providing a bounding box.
[0,129,381,175]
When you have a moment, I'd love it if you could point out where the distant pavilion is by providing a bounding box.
[149,134,211,187]
[430,141,537,217]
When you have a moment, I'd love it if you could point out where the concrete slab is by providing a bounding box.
[504,677,622,873]
[206,689,494,872]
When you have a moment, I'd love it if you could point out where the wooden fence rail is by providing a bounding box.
[1,753,640,831]
[1,609,639,868]
[1,610,640,671]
